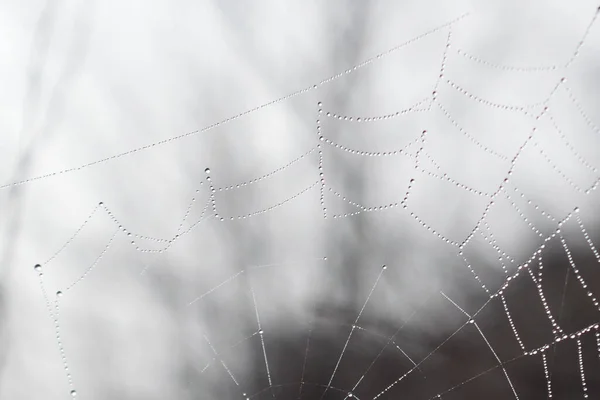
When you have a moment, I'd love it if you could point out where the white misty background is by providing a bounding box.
[0,0,600,399]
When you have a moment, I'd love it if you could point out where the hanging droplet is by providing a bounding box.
[57,291,63,297]
[34,264,42,272]
[258,329,264,335]
[70,389,77,397]
[205,168,211,174]
[382,265,387,270]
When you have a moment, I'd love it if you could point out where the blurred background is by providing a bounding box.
[1,0,600,399]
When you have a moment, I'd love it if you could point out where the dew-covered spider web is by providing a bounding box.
[2,1,600,400]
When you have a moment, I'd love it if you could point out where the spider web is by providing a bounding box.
[3,3,600,400]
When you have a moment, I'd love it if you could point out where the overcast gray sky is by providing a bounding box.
[1,0,600,399]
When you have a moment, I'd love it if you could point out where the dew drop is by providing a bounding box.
[70,390,77,397]
[258,329,264,335]
[34,264,42,272]
[317,102,323,107]
[98,201,103,206]
[382,265,387,270]
[57,291,63,297]
[205,168,211,174]
[348,393,354,398]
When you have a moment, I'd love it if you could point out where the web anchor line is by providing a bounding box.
[1,13,470,192]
